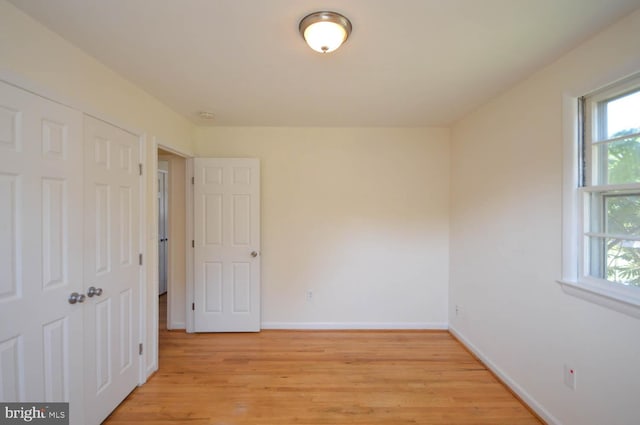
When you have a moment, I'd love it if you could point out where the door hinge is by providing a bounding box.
[192,240,195,248]
[191,176,194,184]
[139,163,143,176]
[139,253,143,265]
[192,302,195,311]
[139,343,143,355]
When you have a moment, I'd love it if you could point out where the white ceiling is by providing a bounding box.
[10,0,640,127]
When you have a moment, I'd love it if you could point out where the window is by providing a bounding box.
[569,75,640,309]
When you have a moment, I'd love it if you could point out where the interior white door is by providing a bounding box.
[158,169,168,295]
[193,158,261,332]
[83,116,140,424]
[0,81,84,422]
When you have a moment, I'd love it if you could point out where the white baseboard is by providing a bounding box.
[144,362,157,382]
[449,325,561,425]
[261,322,448,330]
[167,321,185,330]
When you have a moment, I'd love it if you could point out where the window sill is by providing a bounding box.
[557,279,640,319]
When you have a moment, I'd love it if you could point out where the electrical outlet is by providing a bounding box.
[564,364,576,390]
[306,290,313,301]
[455,304,460,316]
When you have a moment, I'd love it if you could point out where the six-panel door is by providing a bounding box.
[83,116,141,424]
[0,81,85,423]
[193,158,261,332]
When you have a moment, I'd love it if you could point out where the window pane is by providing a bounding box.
[593,136,640,185]
[605,238,640,287]
[605,193,640,237]
[589,236,640,287]
[588,236,606,279]
[587,192,604,233]
[603,89,640,139]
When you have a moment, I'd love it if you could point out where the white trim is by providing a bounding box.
[0,70,81,112]
[157,167,170,327]
[185,158,195,333]
[592,131,640,145]
[156,142,191,331]
[261,322,448,330]
[157,142,192,158]
[138,133,150,385]
[449,326,562,425]
[587,73,640,103]
[557,280,640,319]
[584,232,640,242]
[561,94,580,282]
[579,183,640,192]
[0,70,145,138]
[144,139,160,380]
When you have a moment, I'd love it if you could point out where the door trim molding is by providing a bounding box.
[185,158,195,333]
[156,145,191,333]
[137,133,150,384]
[0,71,146,138]
[153,143,193,339]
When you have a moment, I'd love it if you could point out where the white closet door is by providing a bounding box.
[83,116,140,424]
[0,81,84,423]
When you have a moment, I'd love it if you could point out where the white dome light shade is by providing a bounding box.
[299,11,352,53]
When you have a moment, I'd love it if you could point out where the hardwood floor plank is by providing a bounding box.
[104,296,542,424]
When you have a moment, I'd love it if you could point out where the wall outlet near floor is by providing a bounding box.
[564,364,576,390]
[306,290,314,301]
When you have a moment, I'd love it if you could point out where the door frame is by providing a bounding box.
[186,158,194,333]
[152,141,192,340]
[157,166,168,297]
[0,72,150,387]
[155,152,187,330]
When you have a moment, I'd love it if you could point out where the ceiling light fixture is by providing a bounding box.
[299,11,352,53]
[197,111,215,120]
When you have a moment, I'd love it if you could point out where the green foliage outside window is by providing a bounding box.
[606,128,640,286]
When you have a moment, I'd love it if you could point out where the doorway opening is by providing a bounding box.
[158,161,168,297]
[157,148,188,333]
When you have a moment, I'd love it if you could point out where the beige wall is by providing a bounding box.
[0,1,194,154]
[449,9,640,425]
[0,0,195,378]
[195,127,450,327]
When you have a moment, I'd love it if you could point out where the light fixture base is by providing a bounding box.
[197,111,215,120]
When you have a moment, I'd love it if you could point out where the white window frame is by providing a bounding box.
[559,74,640,318]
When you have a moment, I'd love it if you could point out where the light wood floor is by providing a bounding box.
[104,296,542,424]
